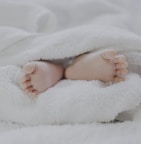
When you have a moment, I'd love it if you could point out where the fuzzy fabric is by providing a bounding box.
[0,121,141,144]
[1,0,141,143]
[0,0,141,126]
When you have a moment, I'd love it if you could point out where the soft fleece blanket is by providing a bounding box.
[0,0,141,143]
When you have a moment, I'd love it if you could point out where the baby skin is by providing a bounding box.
[20,49,128,96]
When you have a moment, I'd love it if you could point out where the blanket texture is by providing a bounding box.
[0,121,141,144]
[0,0,141,126]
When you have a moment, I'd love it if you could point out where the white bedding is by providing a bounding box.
[0,0,141,143]
[0,121,141,144]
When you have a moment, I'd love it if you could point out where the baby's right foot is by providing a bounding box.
[65,49,128,83]
[20,61,64,96]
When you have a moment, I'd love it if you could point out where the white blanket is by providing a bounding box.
[0,0,141,143]
[0,121,141,144]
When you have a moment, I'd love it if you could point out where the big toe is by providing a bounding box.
[23,62,36,74]
[102,49,117,60]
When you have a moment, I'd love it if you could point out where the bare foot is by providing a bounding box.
[65,49,128,82]
[20,61,64,96]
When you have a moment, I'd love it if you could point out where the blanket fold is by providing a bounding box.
[0,0,141,125]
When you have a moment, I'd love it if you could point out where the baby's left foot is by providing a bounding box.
[65,49,128,82]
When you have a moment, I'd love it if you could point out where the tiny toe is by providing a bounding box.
[20,74,30,82]
[102,49,117,60]
[23,62,36,74]
[114,55,126,63]
[20,80,32,89]
[114,76,125,83]
[116,69,128,76]
[31,90,39,97]
[116,62,128,69]
[25,86,35,93]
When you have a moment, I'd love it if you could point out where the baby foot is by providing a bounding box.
[20,61,64,96]
[65,49,128,83]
